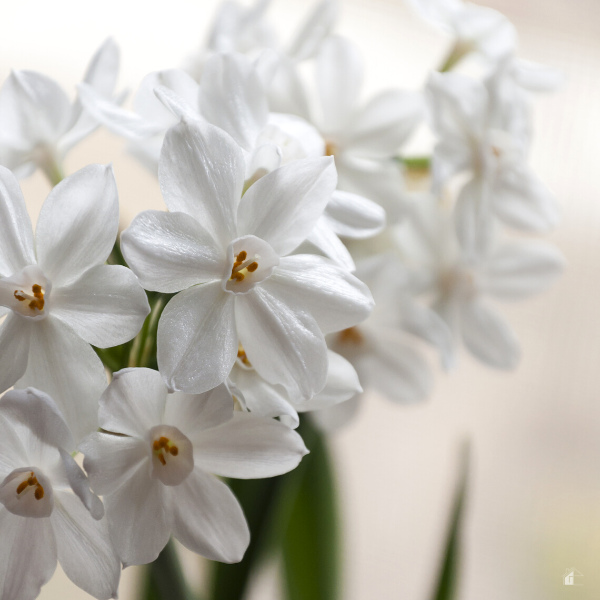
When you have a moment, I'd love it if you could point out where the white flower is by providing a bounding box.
[427,71,560,253]
[0,387,120,600]
[398,196,564,369]
[312,252,454,431]
[0,39,122,184]
[229,348,362,428]
[121,119,373,399]
[0,164,150,442]
[406,0,516,69]
[80,367,308,566]
[78,69,200,174]
[310,36,424,223]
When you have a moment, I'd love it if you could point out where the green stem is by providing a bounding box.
[142,540,196,600]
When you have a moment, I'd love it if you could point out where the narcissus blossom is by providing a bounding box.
[121,119,373,399]
[0,164,149,441]
[80,368,308,566]
[0,39,122,184]
[0,388,120,600]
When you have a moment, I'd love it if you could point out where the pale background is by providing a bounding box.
[1,0,599,598]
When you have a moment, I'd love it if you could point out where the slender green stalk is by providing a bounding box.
[430,441,470,600]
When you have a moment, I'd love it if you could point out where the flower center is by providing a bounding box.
[14,283,45,312]
[230,251,259,283]
[0,467,54,518]
[325,141,337,157]
[149,425,194,486]
[237,343,252,368]
[0,264,51,320]
[222,235,279,295]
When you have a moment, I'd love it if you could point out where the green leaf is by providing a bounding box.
[430,441,470,600]
[281,420,340,600]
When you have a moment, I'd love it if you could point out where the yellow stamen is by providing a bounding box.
[237,343,251,367]
[14,284,45,311]
[338,327,364,345]
[16,481,28,495]
[34,486,44,500]
[230,251,259,283]
[16,472,45,501]
[153,436,179,466]
[325,141,337,157]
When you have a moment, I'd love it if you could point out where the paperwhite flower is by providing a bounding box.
[229,348,362,428]
[80,367,308,566]
[0,39,122,184]
[406,0,516,69]
[121,119,373,398]
[78,69,200,174]
[427,71,560,253]
[399,196,564,369]
[312,252,454,430]
[0,387,120,600]
[311,36,424,223]
[0,164,150,441]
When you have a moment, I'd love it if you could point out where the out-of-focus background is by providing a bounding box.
[2,0,599,598]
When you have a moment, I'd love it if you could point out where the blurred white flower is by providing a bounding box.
[121,119,373,399]
[313,252,454,430]
[0,39,122,184]
[427,71,560,255]
[0,387,120,600]
[399,197,564,369]
[80,367,308,566]
[406,0,516,69]
[0,164,150,442]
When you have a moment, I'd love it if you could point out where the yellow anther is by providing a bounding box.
[34,486,44,500]
[16,481,28,495]
[325,141,337,157]
[14,284,45,311]
[338,327,364,345]
[158,454,166,466]
[16,472,45,500]
[237,343,251,367]
[230,251,259,283]
[153,436,179,466]
[169,447,179,456]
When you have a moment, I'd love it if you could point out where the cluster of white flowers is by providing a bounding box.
[0,0,563,597]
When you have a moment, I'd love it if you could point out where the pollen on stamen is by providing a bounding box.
[16,481,28,495]
[34,486,44,500]
[169,446,179,456]
[236,251,247,262]
[247,262,258,273]
[157,454,166,466]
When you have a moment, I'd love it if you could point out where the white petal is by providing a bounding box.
[492,164,560,231]
[171,467,249,563]
[235,286,328,400]
[237,156,337,256]
[121,210,225,293]
[164,383,233,442]
[0,166,35,277]
[51,264,149,348]
[288,0,338,61]
[59,449,104,520]
[105,463,170,566]
[0,512,57,600]
[401,298,455,369]
[365,336,433,403]
[18,315,107,443]
[454,176,494,258]
[336,156,407,224]
[52,491,120,599]
[154,85,201,123]
[35,164,119,287]
[99,367,167,438]
[323,190,386,239]
[0,313,31,393]
[0,414,29,479]
[484,241,564,300]
[76,82,160,140]
[346,90,424,158]
[299,350,362,411]
[305,218,355,271]
[80,432,148,497]
[159,119,245,247]
[459,298,520,369]
[267,254,374,334]
[199,52,268,152]
[158,281,237,394]
[0,70,71,149]
[0,387,75,451]
[193,412,307,478]
[267,55,311,119]
[229,367,299,426]
[316,36,363,133]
